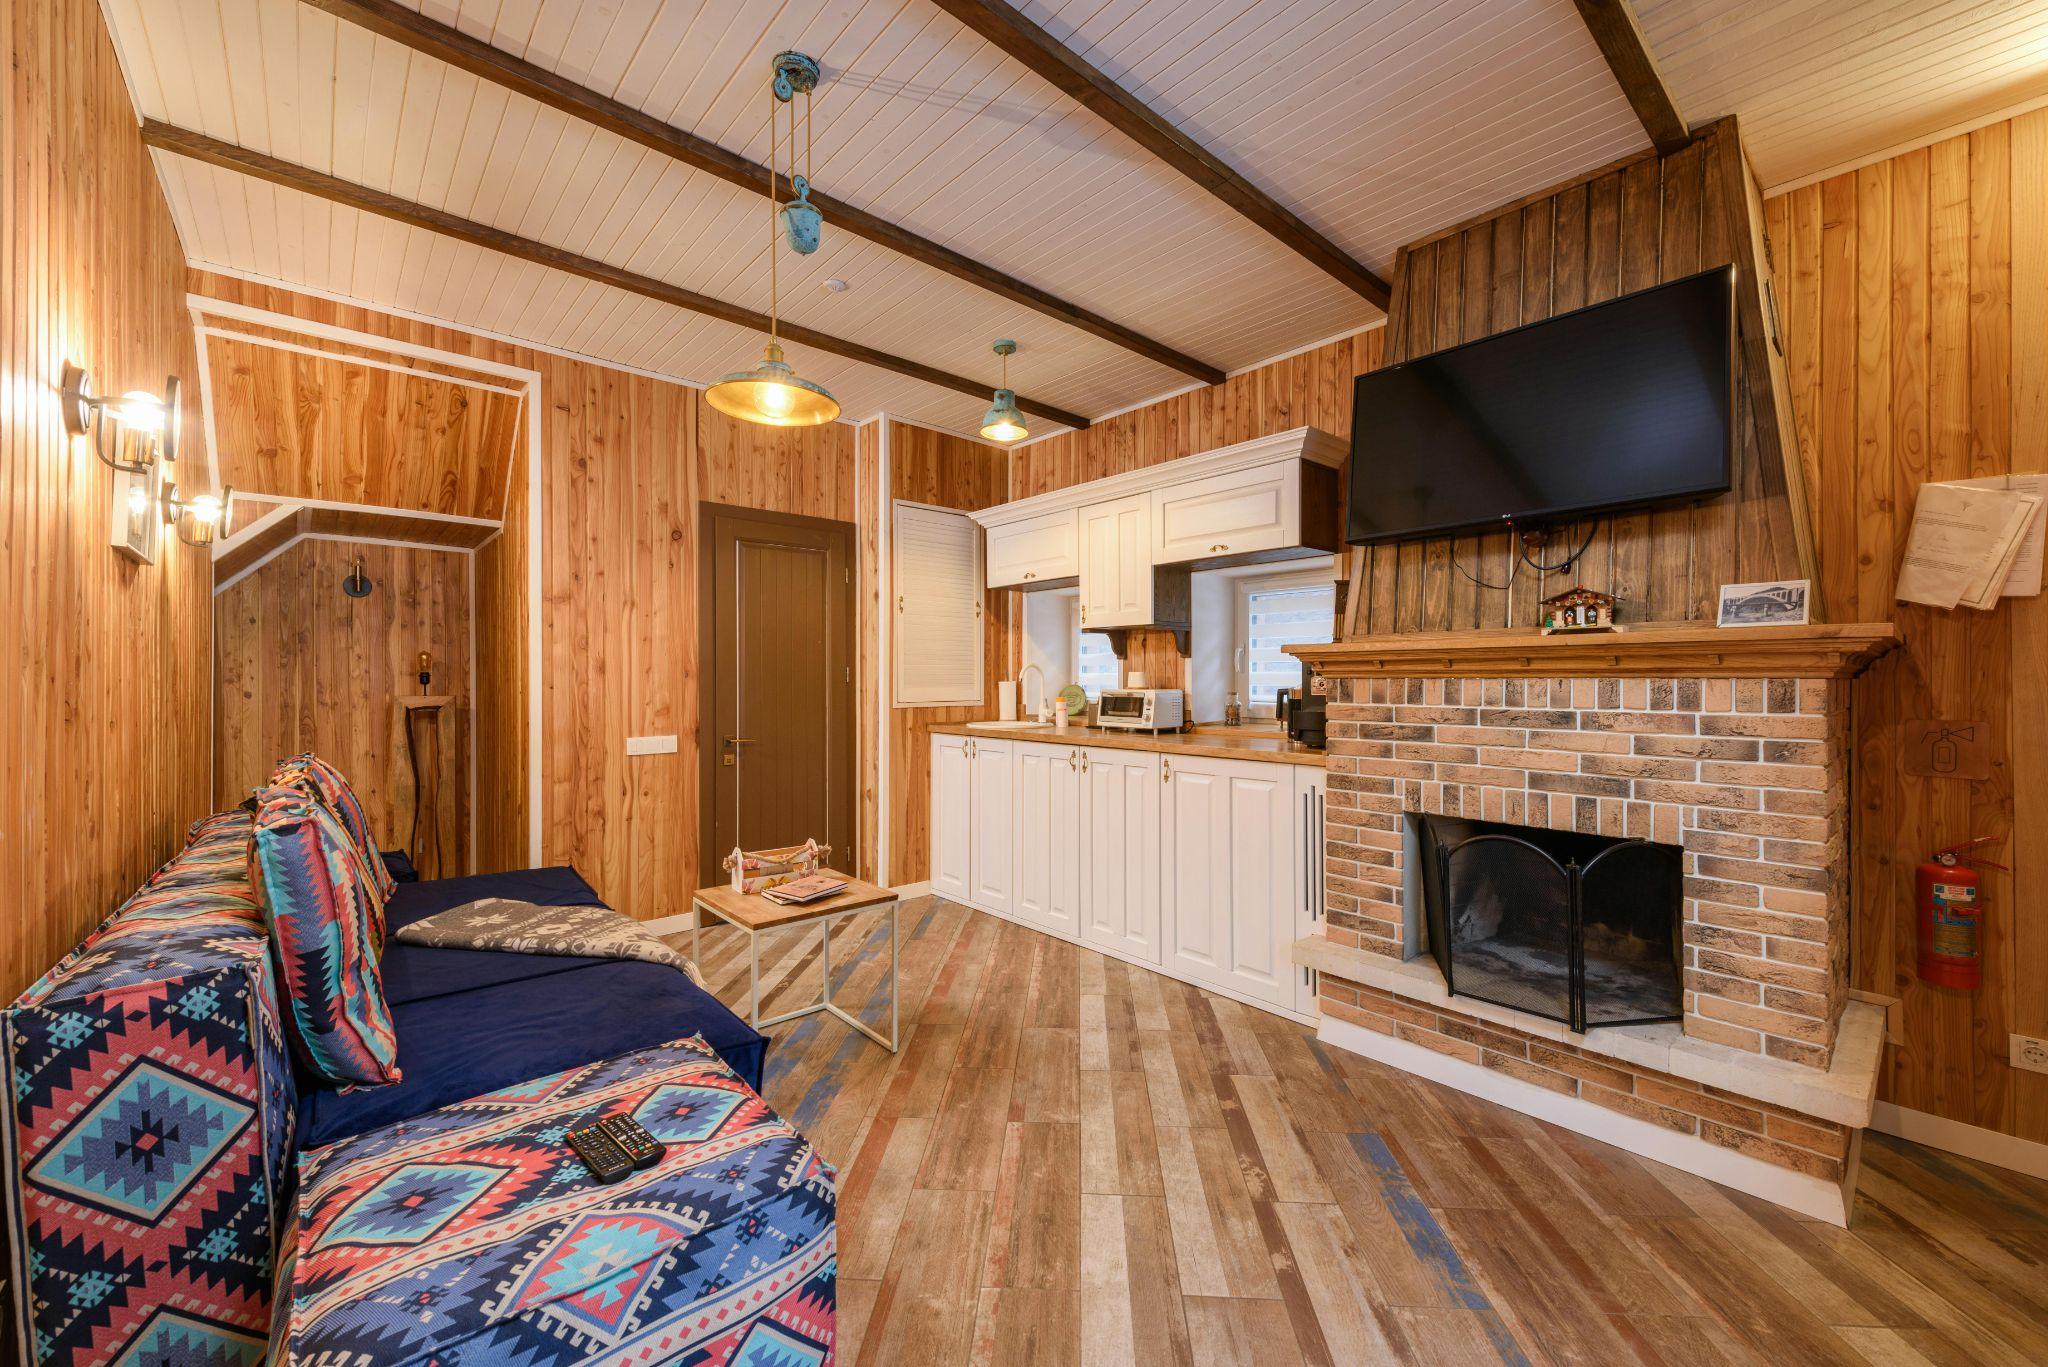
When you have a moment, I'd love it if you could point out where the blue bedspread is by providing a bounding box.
[297,867,765,1148]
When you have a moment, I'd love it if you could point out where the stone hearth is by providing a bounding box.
[1289,624,1897,1223]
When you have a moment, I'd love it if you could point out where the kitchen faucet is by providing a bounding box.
[1016,663,1048,722]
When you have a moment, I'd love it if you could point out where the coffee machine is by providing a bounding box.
[1277,686,1327,749]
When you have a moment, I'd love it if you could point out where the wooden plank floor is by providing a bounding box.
[674,898,2048,1366]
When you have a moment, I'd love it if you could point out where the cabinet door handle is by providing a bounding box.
[1080,752,1090,773]
[1211,542,1229,552]
[1068,750,1077,771]
[1162,758,1172,782]
[1313,789,1324,920]
[1023,571,1037,580]
[1302,793,1311,915]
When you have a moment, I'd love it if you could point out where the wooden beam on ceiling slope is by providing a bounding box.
[141,122,1091,431]
[925,0,1390,310]
[297,0,1222,386]
[1571,0,1692,156]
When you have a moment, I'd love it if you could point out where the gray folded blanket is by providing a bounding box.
[392,898,707,989]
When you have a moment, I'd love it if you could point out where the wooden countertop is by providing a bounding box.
[930,721,1328,766]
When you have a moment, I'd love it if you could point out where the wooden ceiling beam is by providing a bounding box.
[925,0,1390,310]
[296,0,1221,386]
[141,122,1091,431]
[1570,0,1691,156]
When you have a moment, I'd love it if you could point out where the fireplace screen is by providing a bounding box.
[1413,814,1681,1032]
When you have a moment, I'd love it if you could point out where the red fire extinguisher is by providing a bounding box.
[1916,837,2006,989]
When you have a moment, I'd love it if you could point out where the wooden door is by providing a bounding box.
[969,739,1015,914]
[700,505,856,875]
[930,731,973,901]
[1082,746,1161,963]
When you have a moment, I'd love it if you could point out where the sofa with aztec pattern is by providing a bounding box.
[3,796,836,1366]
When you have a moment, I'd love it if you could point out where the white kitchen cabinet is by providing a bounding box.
[986,509,1077,588]
[1163,755,1296,1009]
[930,731,973,902]
[1082,746,1162,963]
[1078,495,1154,628]
[1013,741,1084,941]
[1150,461,1299,564]
[969,738,1015,915]
[1294,766,1327,1014]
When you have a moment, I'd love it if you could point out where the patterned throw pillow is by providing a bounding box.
[252,784,402,1089]
[274,754,398,903]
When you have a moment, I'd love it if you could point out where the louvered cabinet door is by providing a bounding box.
[893,501,984,706]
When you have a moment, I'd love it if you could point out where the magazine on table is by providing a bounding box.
[761,874,849,906]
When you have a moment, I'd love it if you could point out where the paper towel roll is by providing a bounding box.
[998,679,1018,721]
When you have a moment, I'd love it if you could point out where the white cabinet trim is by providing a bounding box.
[969,427,1345,531]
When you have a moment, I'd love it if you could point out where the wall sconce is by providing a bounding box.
[61,364,179,475]
[160,481,231,548]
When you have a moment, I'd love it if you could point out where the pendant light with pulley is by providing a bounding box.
[706,51,841,428]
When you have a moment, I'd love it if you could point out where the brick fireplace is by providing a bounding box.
[1291,623,1897,1224]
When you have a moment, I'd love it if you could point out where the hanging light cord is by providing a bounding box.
[767,102,780,346]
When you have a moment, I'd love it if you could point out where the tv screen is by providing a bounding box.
[1345,266,1734,544]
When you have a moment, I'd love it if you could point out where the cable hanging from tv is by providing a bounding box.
[1450,518,1598,591]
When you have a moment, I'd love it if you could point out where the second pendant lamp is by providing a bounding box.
[706,52,840,428]
[979,340,1028,443]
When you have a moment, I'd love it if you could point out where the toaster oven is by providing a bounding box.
[1095,688,1184,732]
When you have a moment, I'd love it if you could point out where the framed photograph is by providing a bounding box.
[109,463,161,564]
[1717,579,1810,627]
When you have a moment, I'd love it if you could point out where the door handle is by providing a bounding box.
[1080,752,1089,773]
[1068,750,1077,771]
[1210,543,1229,552]
[1162,758,1172,782]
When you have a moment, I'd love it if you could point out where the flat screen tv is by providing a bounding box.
[1345,265,1734,544]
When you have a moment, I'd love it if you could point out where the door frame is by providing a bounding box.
[695,502,858,880]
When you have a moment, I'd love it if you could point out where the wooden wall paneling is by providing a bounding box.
[206,332,520,517]
[192,271,860,919]
[473,434,528,873]
[1349,120,1805,637]
[855,420,882,883]
[214,538,472,871]
[1771,113,2044,1144]
[2,0,213,1000]
[1964,122,2012,1136]
[2011,108,2048,1145]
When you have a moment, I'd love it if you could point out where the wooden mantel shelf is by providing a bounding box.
[1290,622,1899,680]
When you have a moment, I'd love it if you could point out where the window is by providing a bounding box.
[1236,572,1335,713]
[1073,602,1119,700]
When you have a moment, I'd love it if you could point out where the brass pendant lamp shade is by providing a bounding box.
[707,52,840,429]
[706,341,840,426]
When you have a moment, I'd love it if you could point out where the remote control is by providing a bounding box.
[566,1123,634,1184]
[601,1115,666,1170]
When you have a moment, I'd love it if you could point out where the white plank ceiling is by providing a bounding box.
[104,0,1660,436]
[1637,0,2048,191]
[115,0,2047,437]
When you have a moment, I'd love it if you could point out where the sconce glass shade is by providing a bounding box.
[980,389,1028,443]
[161,483,230,548]
[119,390,166,434]
[705,342,840,427]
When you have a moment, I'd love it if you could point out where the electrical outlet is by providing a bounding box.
[2012,1034,2048,1074]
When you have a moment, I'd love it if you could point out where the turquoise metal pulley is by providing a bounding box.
[781,174,822,255]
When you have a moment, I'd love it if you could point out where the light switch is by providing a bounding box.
[625,735,678,756]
